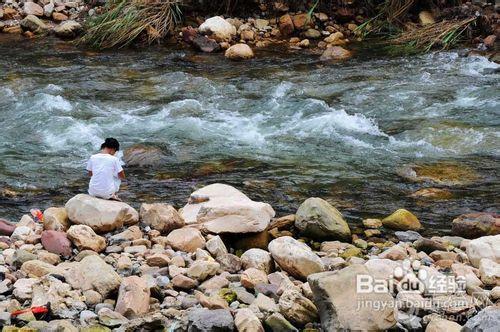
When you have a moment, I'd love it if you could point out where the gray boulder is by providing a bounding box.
[463,306,500,332]
[187,308,234,332]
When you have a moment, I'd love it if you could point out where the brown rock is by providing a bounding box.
[484,35,497,49]
[41,230,72,257]
[21,260,57,277]
[241,268,268,289]
[146,253,171,267]
[67,225,107,253]
[3,8,19,19]
[115,276,150,318]
[320,46,352,61]
[52,12,68,21]
[225,44,254,60]
[24,2,43,16]
[43,207,70,231]
[172,275,198,290]
[452,212,499,239]
[291,13,312,30]
[0,219,16,236]
[279,14,294,36]
[140,203,185,234]
[166,227,205,253]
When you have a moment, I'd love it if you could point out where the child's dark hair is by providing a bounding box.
[101,137,120,151]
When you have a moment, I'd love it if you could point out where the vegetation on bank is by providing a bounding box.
[78,0,488,52]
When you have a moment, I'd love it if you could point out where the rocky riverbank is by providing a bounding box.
[0,183,498,331]
[0,1,498,61]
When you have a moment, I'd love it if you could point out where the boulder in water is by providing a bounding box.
[20,15,47,33]
[320,46,352,61]
[295,197,351,240]
[225,44,254,60]
[123,144,167,167]
[452,212,499,239]
[53,20,82,39]
[181,183,274,234]
[65,194,138,233]
[198,16,236,41]
[382,209,421,231]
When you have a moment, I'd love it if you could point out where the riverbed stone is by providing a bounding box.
[199,16,236,41]
[166,227,205,253]
[466,235,500,268]
[225,43,254,60]
[65,194,138,232]
[20,14,47,33]
[43,207,70,231]
[54,20,83,39]
[382,209,421,230]
[64,255,121,297]
[0,219,15,236]
[320,46,352,61]
[268,236,324,279]
[265,312,298,332]
[452,212,499,239]
[41,230,72,257]
[278,288,318,326]
[140,203,184,234]
[24,2,44,16]
[123,144,167,167]
[478,258,499,286]
[115,276,150,318]
[241,248,273,273]
[21,259,57,277]
[67,225,106,253]
[188,308,234,331]
[235,308,264,332]
[463,305,500,331]
[308,265,396,331]
[181,184,274,234]
[295,197,351,240]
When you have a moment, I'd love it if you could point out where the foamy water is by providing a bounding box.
[0,39,498,226]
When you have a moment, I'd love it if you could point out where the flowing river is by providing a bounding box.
[0,36,498,233]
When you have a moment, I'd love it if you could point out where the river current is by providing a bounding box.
[0,36,498,232]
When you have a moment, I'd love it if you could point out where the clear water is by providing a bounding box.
[0,35,499,233]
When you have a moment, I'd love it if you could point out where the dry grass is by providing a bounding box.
[390,17,476,51]
[79,0,183,49]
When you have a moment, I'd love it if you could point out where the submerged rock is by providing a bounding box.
[398,163,478,186]
[123,144,167,167]
[295,197,351,240]
[452,212,499,239]
[382,209,421,231]
[65,194,138,233]
[268,236,324,279]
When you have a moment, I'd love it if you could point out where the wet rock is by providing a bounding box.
[265,312,298,332]
[65,194,138,232]
[278,14,294,36]
[187,308,234,331]
[140,203,185,234]
[199,16,236,41]
[363,218,382,228]
[67,225,106,253]
[295,197,351,240]
[398,163,478,186]
[24,2,44,16]
[320,46,352,61]
[192,35,220,53]
[466,235,500,268]
[278,288,318,326]
[123,144,167,167]
[241,248,273,273]
[268,236,324,279]
[235,308,264,332]
[43,207,70,231]
[382,209,421,231]
[41,230,72,257]
[182,184,274,234]
[410,188,453,199]
[166,227,205,253]
[0,219,15,236]
[225,44,254,60]
[115,276,150,318]
[64,255,121,297]
[463,305,500,331]
[308,265,396,331]
[54,20,83,39]
[20,14,47,33]
[452,212,499,239]
[324,31,344,45]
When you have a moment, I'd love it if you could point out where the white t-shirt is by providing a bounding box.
[86,153,123,198]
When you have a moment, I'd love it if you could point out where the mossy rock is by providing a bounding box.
[340,246,363,259]
[219,288,237,304]
[382,209,421,231]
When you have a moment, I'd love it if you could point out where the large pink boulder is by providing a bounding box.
[0,219,16,236]
[41,230,72,257]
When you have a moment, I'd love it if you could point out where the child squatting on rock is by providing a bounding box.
[86,137,125,201]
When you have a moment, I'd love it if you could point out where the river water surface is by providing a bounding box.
[0,36,498,232]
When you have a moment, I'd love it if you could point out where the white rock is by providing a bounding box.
[479,258,499,286]
[466,235,500,268]
[199,16,236,40]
